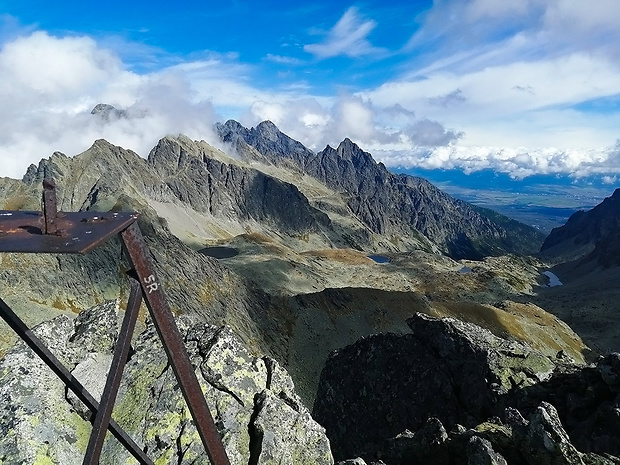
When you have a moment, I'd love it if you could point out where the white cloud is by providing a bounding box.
[264,54,304,65]
[1,2,620,185]
[373,142,620,180]
[0,32,259,179]
[304,7,386,59]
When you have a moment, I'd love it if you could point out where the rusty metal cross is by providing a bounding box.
[0,180,230,465]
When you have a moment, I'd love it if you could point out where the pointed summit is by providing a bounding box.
[90,103,127,121]
[255,120,282,142]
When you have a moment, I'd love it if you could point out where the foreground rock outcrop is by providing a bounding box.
[313,313,620,464]
[0,301,333,464]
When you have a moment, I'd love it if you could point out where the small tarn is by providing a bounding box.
[198,246,239,259]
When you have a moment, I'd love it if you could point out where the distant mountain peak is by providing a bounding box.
[90,103,127,121]
[211,119,543,258]
[256,120,279,131]
[255,120,282,142]
[338,138,356,149]
[222,119,245,131]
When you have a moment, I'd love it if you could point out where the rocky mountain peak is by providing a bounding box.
[90,103,127,121]
[336,137,358,154]
[334,137,380,171]
[255,120,281,140]
[91,138,117,150]
[210,120,544,258]
[220,119,246,134]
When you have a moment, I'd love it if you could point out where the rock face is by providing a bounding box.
[313,313,556,460]
[0,302,333,464]
[216,120,545,259]
[313,314,620,464]
[147,136,331,235]
[540,188,620,264]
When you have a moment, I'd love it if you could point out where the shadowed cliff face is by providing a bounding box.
[147,136,331,235]
[540,188,620,264]
[313,314,620,465]
[525,189,620,355]
[216,120,545,259]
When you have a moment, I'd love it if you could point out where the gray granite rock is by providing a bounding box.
[313,313,555,460]
[0,304,334,465]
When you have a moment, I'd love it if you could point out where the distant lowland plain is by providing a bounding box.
[401,168,614,232]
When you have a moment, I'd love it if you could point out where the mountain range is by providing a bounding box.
[0,114,619,464]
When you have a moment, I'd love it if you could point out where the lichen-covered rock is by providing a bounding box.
[251,389,333,465]
[0,317,92,464]
[0,303,334,465]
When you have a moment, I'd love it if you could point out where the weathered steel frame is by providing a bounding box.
[0,181,230,465]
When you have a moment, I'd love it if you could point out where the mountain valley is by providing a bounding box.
[0,118,619,464]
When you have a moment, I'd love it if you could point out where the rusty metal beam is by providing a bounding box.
[0,210,138,254]
[0,180,231,463]
[83,275,144,465]
[0,296,153,465]
[42,178,59,235]
[120,222,231,465]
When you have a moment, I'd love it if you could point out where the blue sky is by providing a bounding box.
[1,0,620,183]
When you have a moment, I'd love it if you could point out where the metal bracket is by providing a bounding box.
[0,180,230,465]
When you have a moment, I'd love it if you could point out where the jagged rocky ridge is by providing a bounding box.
[12,118,544,262]
[216,120,545,259]
[0,301,333,464]
[314,313,620,464]
[540,188,620,266]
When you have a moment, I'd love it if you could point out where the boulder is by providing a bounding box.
[313,313,555,460]
[0,302,334,465]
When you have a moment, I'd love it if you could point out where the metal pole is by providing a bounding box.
[83,275,144,464]
[0,296,153,465]
[120,222,231,465]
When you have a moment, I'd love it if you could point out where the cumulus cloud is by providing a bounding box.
[407,119,463,146]
[1,3,620,185]
[374,142,620,180]
[0,32,255,179]
[304,7,386,59]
